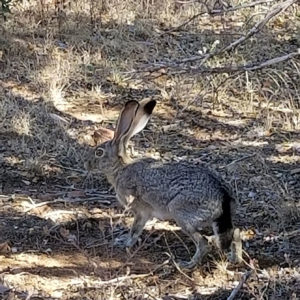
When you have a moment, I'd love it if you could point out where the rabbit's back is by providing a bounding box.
[116,159,230,222]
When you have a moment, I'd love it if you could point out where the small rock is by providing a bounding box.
[248,191,256,198]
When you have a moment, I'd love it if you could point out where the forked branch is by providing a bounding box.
[168,0,276,33]
[222,0,298,53]
[227,270,253,300]
[142,0,298,76]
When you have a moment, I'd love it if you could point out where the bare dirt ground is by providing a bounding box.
[0,0,299,299]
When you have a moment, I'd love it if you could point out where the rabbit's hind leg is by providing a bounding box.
[230,228,243,264]
[212,223,243,264]
[168,200,210,268]
[172,217,209,269]
[178,231,209,269]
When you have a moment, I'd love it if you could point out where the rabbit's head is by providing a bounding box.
[85,99,156,179]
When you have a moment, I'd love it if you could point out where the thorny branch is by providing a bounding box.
[141,0,298,77]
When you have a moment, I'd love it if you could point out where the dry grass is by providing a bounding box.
[0,0,299,299]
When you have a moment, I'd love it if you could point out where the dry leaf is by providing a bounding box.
[43,225,49,235]
[242,229,256,240]
[31,205,51,216]
[0,241,11,254]
[59,227,70,238]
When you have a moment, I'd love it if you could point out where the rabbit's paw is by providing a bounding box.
[113,234,139,249]
[125,236,137,248]
[113,234,130,248]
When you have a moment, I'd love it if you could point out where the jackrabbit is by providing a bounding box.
[85,99,242,268]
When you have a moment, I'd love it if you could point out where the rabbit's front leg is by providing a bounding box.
[125,212,150,247]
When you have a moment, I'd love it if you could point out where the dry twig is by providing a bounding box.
[24,195,115,212]
[167,0,276,33]
[146,49,300,77]
[143,0,298,75]
[227,270,253,300]
[219,153,256,169]
[222,0,297,53]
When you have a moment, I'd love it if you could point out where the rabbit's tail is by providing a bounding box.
[213,189,236,250]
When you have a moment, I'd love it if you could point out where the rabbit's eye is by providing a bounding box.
[95,147,105,158]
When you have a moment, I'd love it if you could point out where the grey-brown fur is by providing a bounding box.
[85,100,242,268]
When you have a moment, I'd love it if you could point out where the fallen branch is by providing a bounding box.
[73,259,170,289]
[227,270,253,300]
[143,0,297,73]
[146,49,299,77]
[196,0,296,68]
[187,0,296,66]
[167,0,275,33]
[222,0,297,53]
[24,195,116,212]
[219,153,256,169]
[75,273,150,288]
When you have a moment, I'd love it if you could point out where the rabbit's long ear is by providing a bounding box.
[123,99,156,147]
[112,100,139,144]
